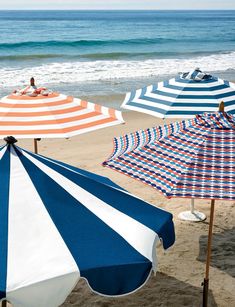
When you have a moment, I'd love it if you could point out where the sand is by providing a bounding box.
[6,110,235,307]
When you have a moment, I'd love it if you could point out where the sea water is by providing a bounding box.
[0,10,235,106]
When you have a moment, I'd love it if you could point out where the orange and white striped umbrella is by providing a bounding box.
[0,93,124,138]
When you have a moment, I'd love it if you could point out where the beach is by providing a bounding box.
[0,9,235,307]
[9,110,235,307]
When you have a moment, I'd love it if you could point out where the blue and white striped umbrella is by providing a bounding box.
[0,141,175,307]
[122,69,235,118]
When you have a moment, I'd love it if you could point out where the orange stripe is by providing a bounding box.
[80,100,88,108]
[0,111,101,126]
[0,105,85,117]
[0,117,117,135]
[94,104,102,113]
[0,96,74,108]
[108,108,117,119]
[7,93,60,100]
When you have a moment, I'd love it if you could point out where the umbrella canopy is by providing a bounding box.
[103,110,235,307]
[103,111,235,200]
[0,141,175,307]
[122,69,235,118]
[0,92,124,138]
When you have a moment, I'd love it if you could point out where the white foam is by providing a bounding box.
[0,51,235,87]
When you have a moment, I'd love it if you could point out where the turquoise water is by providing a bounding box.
[0,10,235,103]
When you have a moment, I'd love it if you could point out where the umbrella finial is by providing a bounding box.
[4,136,18,144]
[219,101,225,112]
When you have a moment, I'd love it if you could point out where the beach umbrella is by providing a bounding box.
[0,87,124,153]
[122,68,235,118]
[0,137,175,307]
[103,106,235,307]
[122,68,235,221]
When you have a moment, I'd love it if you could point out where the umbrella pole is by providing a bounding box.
[2,300,7,307]
[190,198,195,213]
[33,138,39,154]
[178,199,206,222]
[33,138,41,154]
[202,199,215,307]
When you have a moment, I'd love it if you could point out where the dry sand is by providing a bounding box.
[8,111,235,307]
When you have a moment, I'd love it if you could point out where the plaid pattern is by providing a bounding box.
[103,112,235,200]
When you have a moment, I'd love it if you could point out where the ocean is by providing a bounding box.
[0,10,235,107]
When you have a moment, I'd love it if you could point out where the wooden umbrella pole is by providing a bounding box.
[2,300,7,307]
[219,101,225,112]
[33,138,38,154]
[202,199,215,307]
[33,138,41,154]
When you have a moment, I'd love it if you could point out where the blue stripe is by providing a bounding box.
[161,80,230,92]
[175,76,219,84]
[127,89,139,104]
[125,101,166,115]
[215,92,235,99]
[15,149,151,295]
[191,70,198,79]
[130,98,219,110]
[140,96,220,107]
[144,86,235,100]
[129,101,216,115]
[0,146,10,299]
[20,148,174,249]
[15,148,174,295]
[21,148,124,191]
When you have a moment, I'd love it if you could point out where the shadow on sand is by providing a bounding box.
[197,226,235,278]
[62,272,217,307]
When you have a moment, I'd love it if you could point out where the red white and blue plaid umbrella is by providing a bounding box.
[103,111,235,200]
[0,138,175,307]
[122,68,235,220]
[103,109,235,307]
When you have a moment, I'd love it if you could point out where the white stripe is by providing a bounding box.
[0,120,124,139]
[219,95,235,102]
[121,92,132,107]
[0,108,92,122]
[127,95,221,109]
[7,272,79,307]
[164,114,196,118]
[0,108,124,124]
[65,120,125,137]
[74,99,124,122]
[22,150,158,263]
[0,114,114,131]
[141,90,220,103]
[0,101,78,113]
[0,146,7,160]
[1,94,68,104]
[225,105,235,112]
[121,103,165,118]
[127,93,235,107]
[156,83,235,96]
[7,146,79,306]
[0,101,124,123]
[169,78,225,88]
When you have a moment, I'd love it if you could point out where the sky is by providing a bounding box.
[0,0,235,10]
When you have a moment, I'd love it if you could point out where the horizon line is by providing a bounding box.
[0,8,235,11]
